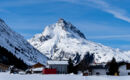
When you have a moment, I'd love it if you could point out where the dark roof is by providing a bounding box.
[32,63,45,68]
[0,63,9,67]
[0,63,9,70]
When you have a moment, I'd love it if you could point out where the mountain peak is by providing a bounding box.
[56,18,68,28]
[55,19,86,39]
[40,19,86,41]
[57,18,67,24]
[28,19,130,63]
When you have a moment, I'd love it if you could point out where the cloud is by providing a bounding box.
[0,0,54,8]
[88,34,130,39]
[1,0,130,23]
[0,9,10,13]
[88,0,130,23]
[20,33,34,39]
[60,0,130,23]
[118,45,130,50]
[0,0,50,14]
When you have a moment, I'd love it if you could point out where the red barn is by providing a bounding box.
[43,68,56,74]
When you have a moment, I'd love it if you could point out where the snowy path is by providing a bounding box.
[0,73,130,80]
[86,76,130,80]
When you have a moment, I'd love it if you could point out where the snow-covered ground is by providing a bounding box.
[0,72,130,80]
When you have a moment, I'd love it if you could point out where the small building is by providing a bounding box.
[47,61,68,74]
[119,63,130,76]
[90,64,107,75]
[31,63,45,74]
[83,63,107,75]
[0,63,9,72]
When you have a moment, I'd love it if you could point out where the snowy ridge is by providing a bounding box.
[0,18,48,65]
[28,18,130,63]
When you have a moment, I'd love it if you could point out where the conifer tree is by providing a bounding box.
[107,57,119,75]
[68,58,74,73]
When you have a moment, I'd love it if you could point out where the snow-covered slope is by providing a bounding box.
[28,18,130,63]
[0,18,48,65]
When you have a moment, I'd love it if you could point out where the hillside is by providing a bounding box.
[0,18,48,67]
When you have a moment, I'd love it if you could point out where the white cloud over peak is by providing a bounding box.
[88,34,130,39]
[88,0,130,23]
[1,0,130,23]
[61,0,130,23]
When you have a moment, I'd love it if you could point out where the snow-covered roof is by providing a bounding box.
[90,63,106,66]
[32,67,44,71]
[47,61,68,65]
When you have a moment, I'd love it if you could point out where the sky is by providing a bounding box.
[0,0,130,50]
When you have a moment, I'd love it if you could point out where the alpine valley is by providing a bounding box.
[28,19,130,63]
[0,18,48,69]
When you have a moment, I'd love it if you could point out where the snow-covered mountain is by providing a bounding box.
[28,18,130,63]
[0,18,48,66]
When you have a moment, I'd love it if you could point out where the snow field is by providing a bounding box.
[0,73,130,80]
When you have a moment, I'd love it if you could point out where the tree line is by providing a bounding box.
[67,52,125,75]
[0,45,28,70]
